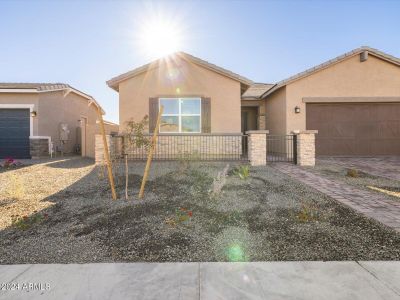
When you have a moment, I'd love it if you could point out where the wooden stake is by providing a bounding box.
[139,105,164,199]
[125,154,128,200]
[96,106,117,200]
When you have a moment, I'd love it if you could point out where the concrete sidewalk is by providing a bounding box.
[0,262,399,300]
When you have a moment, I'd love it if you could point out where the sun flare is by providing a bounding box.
[138,17,183,59]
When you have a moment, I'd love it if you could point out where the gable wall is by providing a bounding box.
[118,57,242,133]
[285,54,400,133]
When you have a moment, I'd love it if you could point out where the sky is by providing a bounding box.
[1,0,399,123]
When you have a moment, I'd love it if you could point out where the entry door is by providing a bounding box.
[0,109,30,159]
[80,117,87,157]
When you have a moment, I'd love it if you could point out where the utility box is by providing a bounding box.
[59,123,70,142]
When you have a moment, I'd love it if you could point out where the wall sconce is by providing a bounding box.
[294,106,300,114]
[31,111,37,117]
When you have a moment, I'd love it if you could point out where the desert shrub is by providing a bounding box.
[209,164,230,199]
[297,201,320,222]
[165,207,193,227]
[0,157,22,169]
[11,212,49,230]
[125,115,151,151]
[177,151,200,173]
[346,168,359,178]
[233,165,250,180]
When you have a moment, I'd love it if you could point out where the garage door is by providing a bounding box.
[306,103,400,156]
[0,109,30,159]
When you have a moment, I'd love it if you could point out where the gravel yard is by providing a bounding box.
[1,157,400,264]
[311,160,400,201]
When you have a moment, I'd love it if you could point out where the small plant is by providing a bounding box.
[346,168,359,178]
[177,151,200,173]
[11,212,49,230]
[1,157,22,169]
[297,202,319,223]
[209,164,230,199]
[165,207,193,227]
[233,165,250,180]
[125,116,151,150]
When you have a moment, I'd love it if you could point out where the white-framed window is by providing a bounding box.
[159,98,201,133]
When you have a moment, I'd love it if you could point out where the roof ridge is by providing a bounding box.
[107,52,253,91]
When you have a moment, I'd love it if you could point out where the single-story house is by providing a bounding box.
[107,46,400,157]
[0,83,118,159]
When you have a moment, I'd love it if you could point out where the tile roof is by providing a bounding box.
[261,46,400,98]
[0,82,104,113]
[107,52,254,91]
[0,83,71,91]
[242,83,274,100]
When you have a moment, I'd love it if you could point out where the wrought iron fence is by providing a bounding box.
[267,134,297,163]
[115,134,248,161]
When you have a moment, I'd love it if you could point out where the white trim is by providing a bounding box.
[0,89,37,93]
[0,104,34,137]
[159,98,202,133]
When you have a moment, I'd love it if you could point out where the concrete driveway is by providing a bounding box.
[318,156,400,181]
[0,262,400,300]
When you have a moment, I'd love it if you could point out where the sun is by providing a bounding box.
[138,17,183,59]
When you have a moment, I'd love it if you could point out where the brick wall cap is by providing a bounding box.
[246,130,269,134]
[291,130,318,134]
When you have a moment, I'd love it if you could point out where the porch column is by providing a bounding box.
[292,130,318,167]
[246,130,269,166]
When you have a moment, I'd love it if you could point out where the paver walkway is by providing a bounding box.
[319,156,400,181]
[273,163,400,233]
[0,262,400,299]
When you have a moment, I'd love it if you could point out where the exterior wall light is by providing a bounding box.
[294,106,300,114]
[31,111,37,117]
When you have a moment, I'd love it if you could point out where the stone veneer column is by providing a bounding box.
[95,134,113,164]
[30,138,49,158]
[246,130,269,166]
[293,130,318,167]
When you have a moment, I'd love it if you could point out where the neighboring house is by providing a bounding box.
[0,83,118,159]
[107,46,400,157]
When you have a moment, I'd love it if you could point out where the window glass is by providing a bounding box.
[160,99,179,114]
[160,116,179,132]
[181,99,201,115]
[182,116,200,132]
[159,98,202,133]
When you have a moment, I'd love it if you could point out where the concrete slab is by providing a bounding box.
[200,262,400,300]
[358,261,400,296]
[1,262,399,300]
[0,263,199,300]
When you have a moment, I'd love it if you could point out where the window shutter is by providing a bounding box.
[201,97,211,133]
[149,98,159,133]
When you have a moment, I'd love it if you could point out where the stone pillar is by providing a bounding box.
[292,130,318,167]
[246,130,269,166]
[95,134,113,164]
[30,138,49,158]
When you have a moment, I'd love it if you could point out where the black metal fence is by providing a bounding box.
[117,134,249,161]
[267,134,297,163]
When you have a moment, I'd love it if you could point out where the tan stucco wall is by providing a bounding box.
[285,54,400,133]
[38,91,99,157]
[264,86,286,135]
[0,90,101,158]
[118,57,242,133]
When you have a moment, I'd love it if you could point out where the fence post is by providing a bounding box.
[95,134,113,164]
[292,130,318,166]
[246,130,269,166]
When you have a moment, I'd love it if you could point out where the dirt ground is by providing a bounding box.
[0,157,399,264]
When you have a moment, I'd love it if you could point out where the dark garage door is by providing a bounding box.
[306,103,400,156]
[0,109,31,159]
